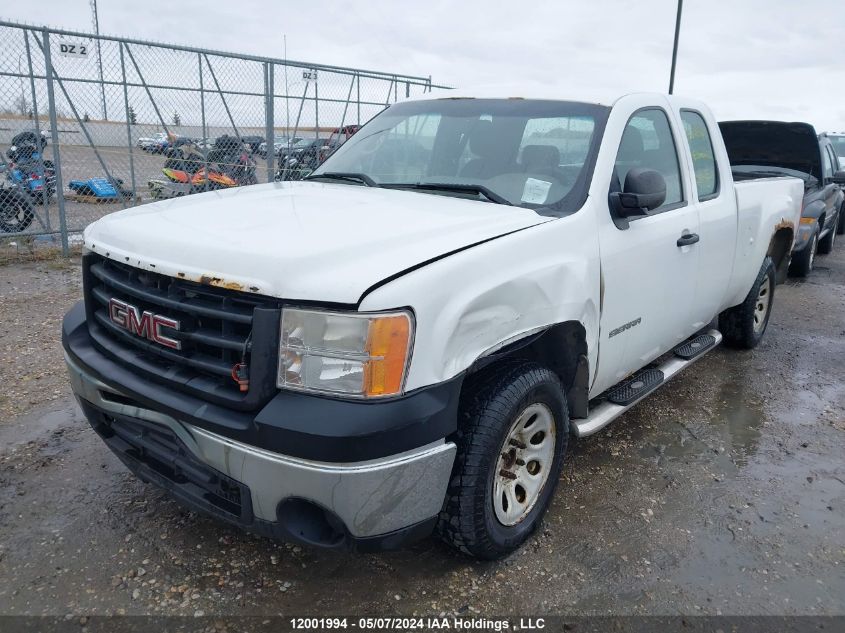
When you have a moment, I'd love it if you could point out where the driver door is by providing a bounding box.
[596,107,700,386]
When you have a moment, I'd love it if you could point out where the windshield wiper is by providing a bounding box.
[384,182,513,206]
[305,172,377,187]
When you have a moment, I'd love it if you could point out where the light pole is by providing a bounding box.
[668,0,683,94]
[90,0,108,119]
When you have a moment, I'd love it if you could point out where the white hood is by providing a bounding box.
[84,181,550,304]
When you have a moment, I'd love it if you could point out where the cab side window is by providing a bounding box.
[831,147,843,173]
[680,110,718,199]
[822,144,834,180]
[614,109,683,209]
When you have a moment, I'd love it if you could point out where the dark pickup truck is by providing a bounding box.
[719,120,845,276]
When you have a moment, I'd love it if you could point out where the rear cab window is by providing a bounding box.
[680,110,719,200]
[822,143,834,180]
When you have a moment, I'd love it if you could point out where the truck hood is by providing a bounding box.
[719,120,821,183]
[85,181,550,304]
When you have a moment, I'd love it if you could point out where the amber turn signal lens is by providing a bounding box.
[364,314,411,396]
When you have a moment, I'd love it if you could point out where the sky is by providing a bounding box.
[3,0,845,131]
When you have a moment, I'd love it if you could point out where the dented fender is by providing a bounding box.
[358,212,601,393]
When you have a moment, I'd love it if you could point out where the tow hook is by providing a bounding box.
[231,362,250,392]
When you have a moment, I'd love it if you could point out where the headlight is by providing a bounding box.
[278,308,413,398]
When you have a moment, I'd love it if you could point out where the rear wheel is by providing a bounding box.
[789,231,817,277]
[437,363,569,559]
[719,257,775,349]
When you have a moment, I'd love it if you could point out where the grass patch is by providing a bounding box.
[0,236,83,267]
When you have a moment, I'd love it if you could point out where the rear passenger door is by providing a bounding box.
[597,107,700,382]
[678,108,738,326]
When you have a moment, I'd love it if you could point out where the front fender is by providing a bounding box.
[358,212,601,393]
[802,199,825,222]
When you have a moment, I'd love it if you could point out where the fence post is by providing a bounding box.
[314,73,319,138]
[264,62,275,183]
[40,39,128,210]
[199,53,206,139]
[23,30,52,232]
[42,30,69,255]
[337,76,355,137]
[199,52,208,184]
[119,42,137,203]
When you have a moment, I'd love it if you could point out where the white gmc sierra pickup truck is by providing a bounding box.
[63,89,803,559]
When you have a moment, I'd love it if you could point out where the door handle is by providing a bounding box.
[677,233,700,247]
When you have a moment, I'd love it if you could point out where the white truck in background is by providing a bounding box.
[63,88,803,559]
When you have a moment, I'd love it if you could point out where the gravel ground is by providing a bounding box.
[0,245,843,620]
[0,256,81,422]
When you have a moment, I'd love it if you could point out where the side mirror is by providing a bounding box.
[833,170,845,186]
[611,167,667,218]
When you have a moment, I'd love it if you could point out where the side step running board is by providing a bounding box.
[674,333,718,360]
[606,367,664,406]
[574,329,722,437]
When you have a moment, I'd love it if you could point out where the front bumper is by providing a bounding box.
[63,304,458,550]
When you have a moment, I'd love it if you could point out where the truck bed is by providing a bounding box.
[728,175,804,293]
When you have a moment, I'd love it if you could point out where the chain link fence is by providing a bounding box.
[0,21,446,253]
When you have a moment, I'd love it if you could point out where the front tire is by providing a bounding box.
[437,363,569,559]
[789,231,817,277]
[719,256,775,349]
[836,204,845,235]
[818,226,836,255]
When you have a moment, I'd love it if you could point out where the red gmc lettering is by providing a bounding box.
[108,298,181,350]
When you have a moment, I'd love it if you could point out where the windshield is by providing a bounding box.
[293,139,316,148]
[313,98,609,213]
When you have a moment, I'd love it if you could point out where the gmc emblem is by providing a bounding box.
[108,298,182,350]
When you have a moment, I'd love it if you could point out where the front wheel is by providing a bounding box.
[719,256,775,349]
[818,226,836,255]
[789,231,817,277]
[837,204,845,235]
[437,363,569,559]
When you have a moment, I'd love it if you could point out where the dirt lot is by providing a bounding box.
[0,245,843,621]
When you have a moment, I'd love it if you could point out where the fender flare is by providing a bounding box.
[467,321,590,419]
